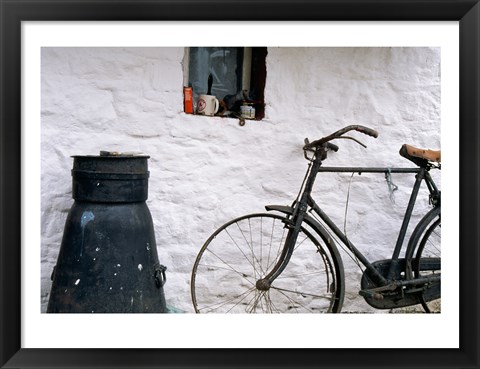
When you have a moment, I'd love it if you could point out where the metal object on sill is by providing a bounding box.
[240,102,255,120]
[47,152,168,313]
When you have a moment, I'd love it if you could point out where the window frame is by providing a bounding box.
[183,47,267,120]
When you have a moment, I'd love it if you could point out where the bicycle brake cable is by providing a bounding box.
[343,172,364,272]
[309,173,364,272]
[310,206,363,272]
[295,158,313,204]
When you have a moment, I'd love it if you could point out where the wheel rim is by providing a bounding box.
[414,216,441,313]
[191,214,341,313]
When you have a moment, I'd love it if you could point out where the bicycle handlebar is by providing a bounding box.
[303,125,378,151]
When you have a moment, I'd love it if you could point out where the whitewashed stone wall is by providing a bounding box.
[41,47,441,313]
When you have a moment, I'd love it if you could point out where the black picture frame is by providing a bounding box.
[1,0,478,368]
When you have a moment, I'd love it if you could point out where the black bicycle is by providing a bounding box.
[191,125,441,313]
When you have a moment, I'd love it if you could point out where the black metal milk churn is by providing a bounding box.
[47,153,168,313]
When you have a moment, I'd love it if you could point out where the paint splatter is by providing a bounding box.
[80,211,95,257]
[81,211,95,228]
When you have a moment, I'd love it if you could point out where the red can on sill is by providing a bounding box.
[184,87,194,114]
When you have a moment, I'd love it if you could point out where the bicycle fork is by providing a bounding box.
[257,154,323,291]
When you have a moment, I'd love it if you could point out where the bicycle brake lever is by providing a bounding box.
[336,136,367,148]
[303,139,315,160]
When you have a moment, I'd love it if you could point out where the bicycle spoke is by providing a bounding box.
[270,285,335,301]
[234,222,266,277]
[273,287,304,312]
[266,218,276,272]
[199,250,256,286]
[247,217,259,278]
[293,235,310,252]
[245,290,265,313]
[197,262,255,287]
[198,287,256,313]
[411,215,441,313]
[262,291,282,313]
[225,226,261,276]
[224,287,258,313]
[425,229,441,256]
[257,218,266,277]
[265,227,287,272]
[318,247,332,293]
[275,270,328,279]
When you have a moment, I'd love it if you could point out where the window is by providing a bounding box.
[184,47,267,120]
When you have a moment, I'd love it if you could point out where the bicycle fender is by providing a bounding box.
[405,205,441,260]
[265,204,343,264]
[265,204,294,215]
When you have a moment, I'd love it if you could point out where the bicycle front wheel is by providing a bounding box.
[191,213,344,313]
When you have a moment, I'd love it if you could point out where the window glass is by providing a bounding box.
[188,47,243,99]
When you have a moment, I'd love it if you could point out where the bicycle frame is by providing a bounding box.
[311,166,439,286]
[264,151,441,289]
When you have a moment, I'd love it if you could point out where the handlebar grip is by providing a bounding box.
[326,142,339,152]
[355,125,379,138]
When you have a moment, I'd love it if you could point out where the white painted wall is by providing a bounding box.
[41,47,441,313]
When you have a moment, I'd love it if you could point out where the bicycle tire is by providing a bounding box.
[191,213,344,313]
[405,207,441,313]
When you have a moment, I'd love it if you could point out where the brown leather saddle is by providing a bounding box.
[399,144,441,168]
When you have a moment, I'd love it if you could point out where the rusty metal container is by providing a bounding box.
[47,153,168,313]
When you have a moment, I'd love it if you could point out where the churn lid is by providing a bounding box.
[71,151,150,203]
